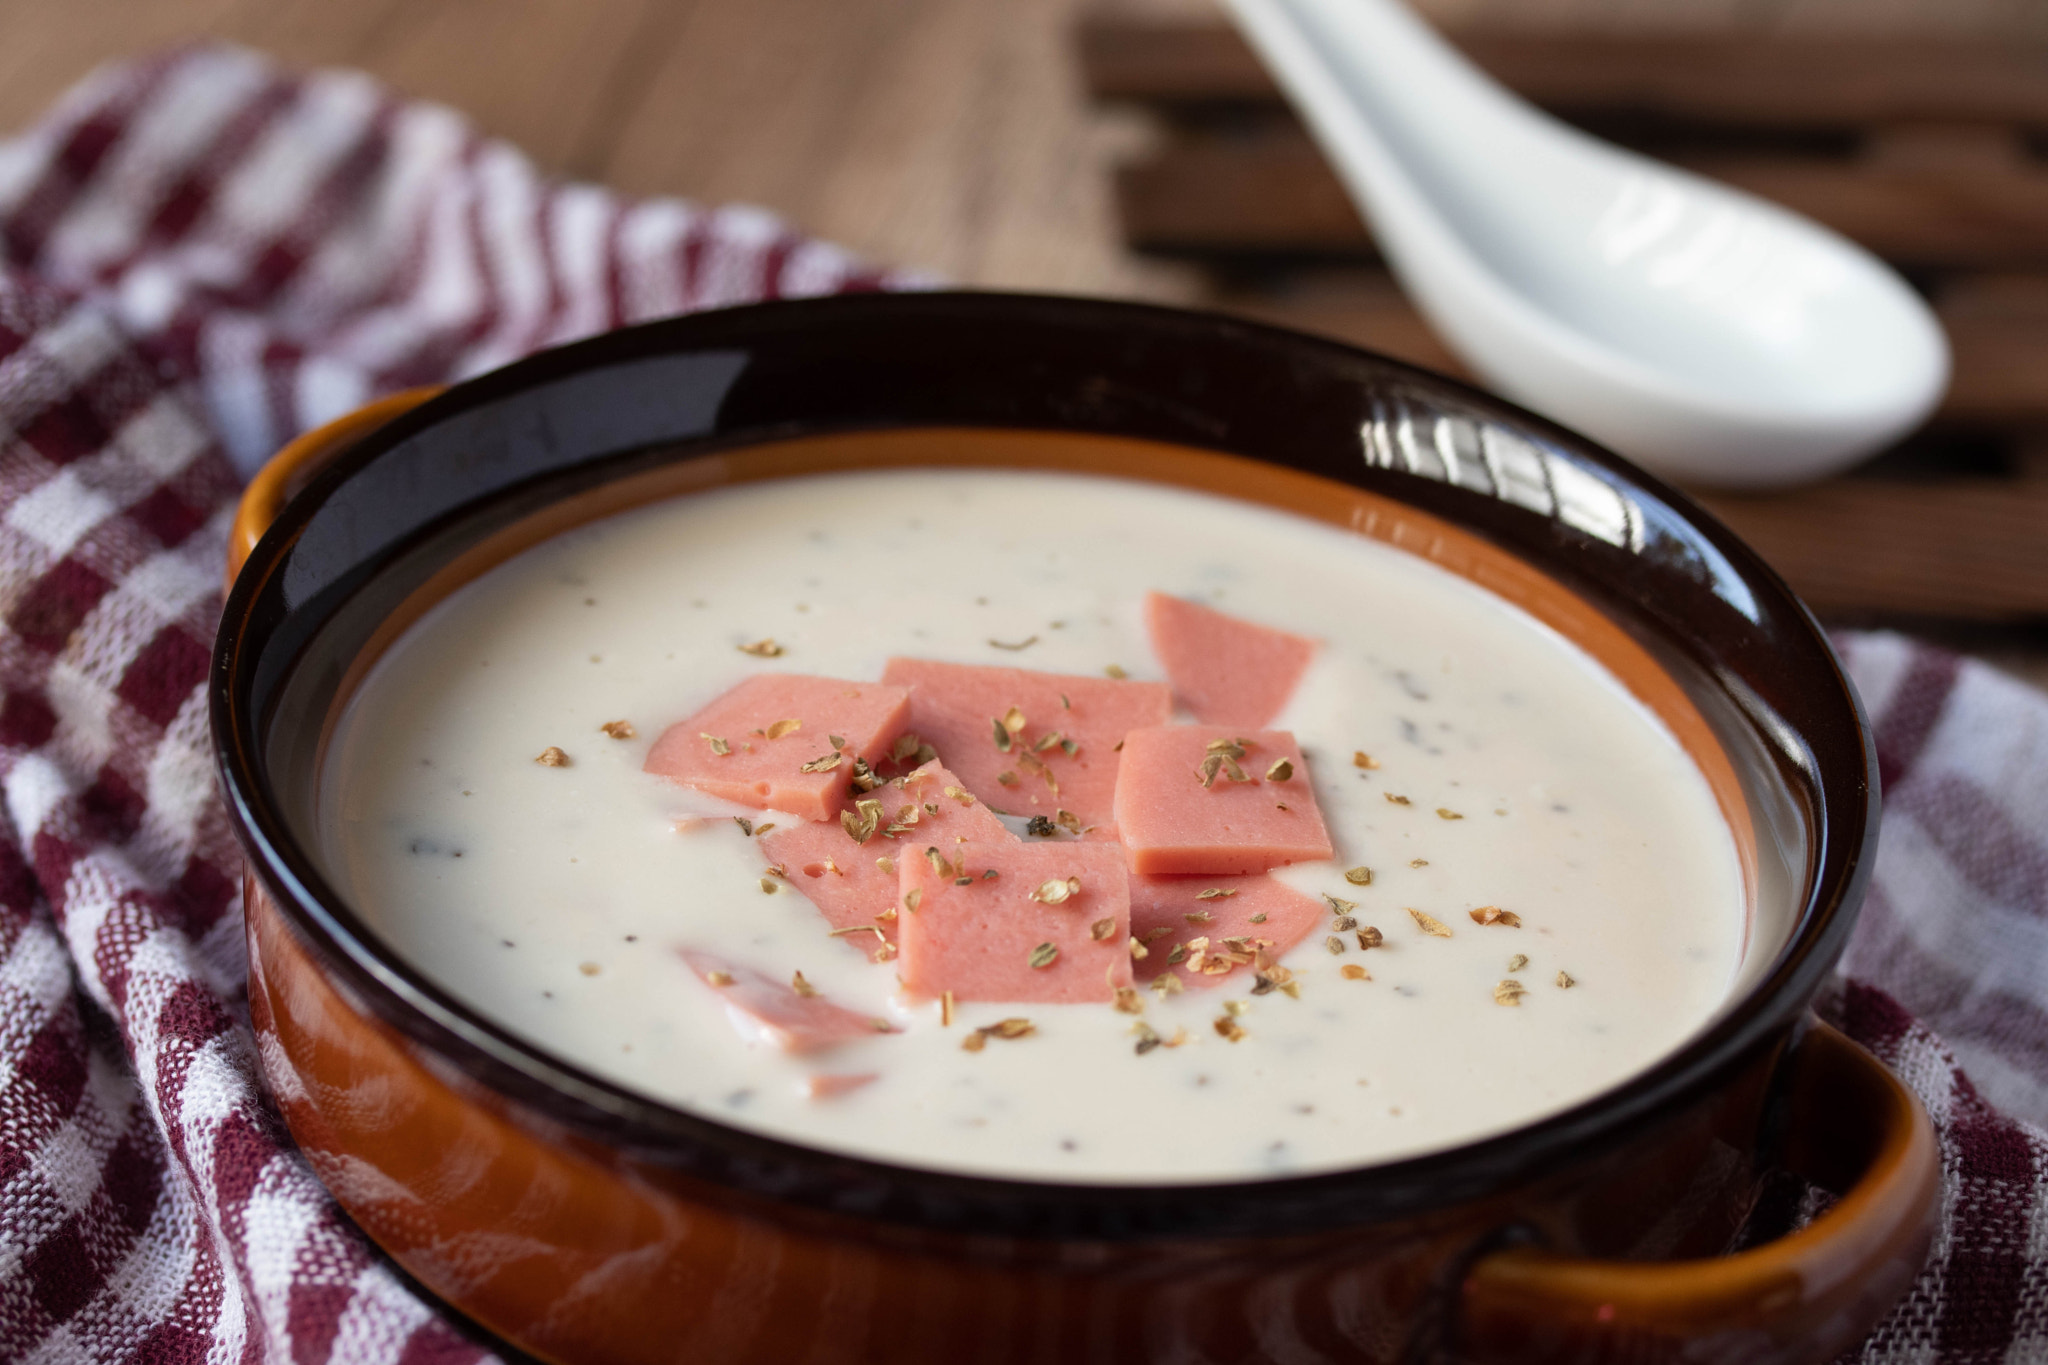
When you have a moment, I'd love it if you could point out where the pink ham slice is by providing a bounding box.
[678,950,897,1053]
[760,759,1016,950]
[1129,874,1326,990]
[1113,726,1333,875]
[896,840,1134,1004]
[879,658,1170,833]
[645,674,910,822]
[1144,592,1316,728]
[802,1073,879,1100]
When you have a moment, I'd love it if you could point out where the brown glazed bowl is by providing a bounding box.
[212,292,1937,1365]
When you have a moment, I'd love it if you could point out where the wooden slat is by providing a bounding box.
[1692,480,2048,620]
[1208,271,1466,376]
[331,0,669,176]
[1205,264,2048,428]
[1940,317,2048,429]
[1075,11,2048,127]
[1115,133,2048,269]
[599,0,1183,294]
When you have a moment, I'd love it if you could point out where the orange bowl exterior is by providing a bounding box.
[219,294,1931,1364]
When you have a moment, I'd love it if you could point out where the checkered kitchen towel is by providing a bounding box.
[0,44,2040,1365]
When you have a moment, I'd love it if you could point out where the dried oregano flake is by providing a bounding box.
[839,799,883,844]
[1030,876,1081,905]
[962,1018,1035,1052]
[1408,908,1453,937]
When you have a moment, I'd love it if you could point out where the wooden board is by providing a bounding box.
[1076,22,2048,125]
[1077,3,2048,623]
[1115,131,2048,271]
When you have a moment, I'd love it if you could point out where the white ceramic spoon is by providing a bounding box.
[1222,0,1950,489]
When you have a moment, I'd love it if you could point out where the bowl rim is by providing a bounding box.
[212,289,1879,1243]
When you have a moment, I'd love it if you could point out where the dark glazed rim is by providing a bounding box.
[212,291,1879,1245]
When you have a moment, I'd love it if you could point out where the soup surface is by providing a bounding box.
[320,465,1744,1182]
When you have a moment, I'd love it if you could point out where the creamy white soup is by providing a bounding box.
[320,465,1744,1183]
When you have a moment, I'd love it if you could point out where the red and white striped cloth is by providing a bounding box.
[0,43,2039,1365]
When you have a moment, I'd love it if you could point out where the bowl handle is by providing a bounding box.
[226,386,445,585]
[1457,1019,1939,1364]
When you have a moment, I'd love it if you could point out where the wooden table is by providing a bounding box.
[0,0,2039,687]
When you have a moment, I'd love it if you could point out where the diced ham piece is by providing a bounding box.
[760,760,1016,949]
[645,674,910,822]
[896,841,1134,1004]
[1145,592,1317,728]
[1113,726,1333,875]
[879,658,1170,833]
[802,1073,879,1100]
[679,950,897,1053]
[1129,874,1326,990]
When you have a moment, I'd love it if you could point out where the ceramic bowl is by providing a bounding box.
[212,292,1936,1365]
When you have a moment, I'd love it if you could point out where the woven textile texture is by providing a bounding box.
[0,43,2041,1365]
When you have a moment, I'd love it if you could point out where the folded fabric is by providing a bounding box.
[0,42,2039,1365]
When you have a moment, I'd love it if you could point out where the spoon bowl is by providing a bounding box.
[1223,0,1951,489]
